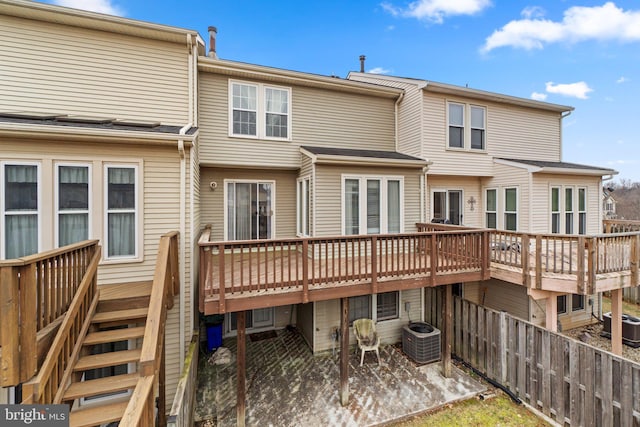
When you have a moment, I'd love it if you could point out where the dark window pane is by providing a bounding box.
[449,127,463,148]
[471,129,484,149]
[572,294,585,311]
[376,291,398,320]
[349,295,371,324]
[486,213,496,229]
[108,168,135,210]
[557,295,567,314]
[5,165,37,211]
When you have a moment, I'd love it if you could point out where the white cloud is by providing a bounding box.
[52,0,124,16]
[545,81,593,99]
[481,2,640,52]
[382,0,492,24]
[531,92,548,101]
[616,76,629,83]
[521,6,546,20]
[368,67,391,75]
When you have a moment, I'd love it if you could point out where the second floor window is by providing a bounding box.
[448,103,464,148]
[230,81,290,140]
[485,189,497,228]
[447,102,486,151]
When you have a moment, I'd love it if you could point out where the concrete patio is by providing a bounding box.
[194,327,486,426]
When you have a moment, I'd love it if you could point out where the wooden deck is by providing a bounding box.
[199,229,490,314]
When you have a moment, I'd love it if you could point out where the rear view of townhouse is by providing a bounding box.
[0,0,637,425]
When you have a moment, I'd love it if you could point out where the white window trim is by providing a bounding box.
[446,100,487,152]
[558,294,587,316]
[578,187,587,235]
[223,179,277,241]
[296,176,311,237]
[549,185,588,235]
[228,79,292,141]
[341,175,404,235]
[0,161,41,260]
[55,162,92,248]
[484,187,497,229]
[430,188,464,225]
[550,186,561,234]
[103,164,142,263]
[503,187,518,231]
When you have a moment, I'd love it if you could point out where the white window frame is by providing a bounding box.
[341,175,404,235]
[470,105,486,150]
[551,186,561,234]
[446,101,487,152]
[578,187,587,235]
[504,187,518,231]
[485,188,497,229]
[349,291,400,324]
[1,161,41,260]
[565,187,574,234]
[103,164,140,262]
[223,179,277,241]
[296,176,311,237]
[549,185,587,235]
[558,293,586,315]
[55,163,92,248]
[228,80,291,141]
[431,188,464,225]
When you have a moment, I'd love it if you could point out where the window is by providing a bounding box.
[349,295,371,324]
[447,102,486,151]
[485,189,497,228]
[376,292,399,321]
[557,294,586,315]
[2,163,39,259]
[343,176,402,235]
[230,81,290,140]
[565,188,574,234]
[578,188,587,235]
[57,165,90,247]
[572,294,585,311]
[226,181,274,240]
[551,187,560,234]
[470,106,485,150]
[432,190,462,225]
[504,188,517,231]
[296,177,310,236]
[557,295,567,314]
[448,103,464,148]
[105,166,137,259]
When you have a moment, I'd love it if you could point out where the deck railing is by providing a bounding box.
[0,240,99,386]
[122,231,180,426]
[21,245,101,403]
[603,219,640,233]
[199,227,490,314]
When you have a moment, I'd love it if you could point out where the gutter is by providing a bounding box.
[394,92,404,152]
[178,123,191,373]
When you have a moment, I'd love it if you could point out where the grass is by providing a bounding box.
[602,295,640,317]
[391,393,550,427]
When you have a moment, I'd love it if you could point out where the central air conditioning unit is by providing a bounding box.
[402,322,441,364]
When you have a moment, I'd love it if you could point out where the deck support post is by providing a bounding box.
[546,293,558,333]
[237,311,246,427]
[340,297,349,406]
[442,284,453,377]
[611,289,623,356]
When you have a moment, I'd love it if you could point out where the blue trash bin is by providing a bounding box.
[206,323,223,352]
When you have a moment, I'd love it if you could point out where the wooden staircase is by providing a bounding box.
[65,281,152,427]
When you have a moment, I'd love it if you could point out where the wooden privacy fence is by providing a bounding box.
[425,291,640,426]
[0,240,99,386]
[199,227,490,314]
[168,335,200,427]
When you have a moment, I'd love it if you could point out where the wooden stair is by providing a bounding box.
[64,281,152,427]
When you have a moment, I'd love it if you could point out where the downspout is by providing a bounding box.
[178,123,191,372]
[559,110,572,162]
[394,92,404,152]
[528,172,533,232]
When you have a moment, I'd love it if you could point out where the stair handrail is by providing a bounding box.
[21,245,102,404]
[123,231,179,425]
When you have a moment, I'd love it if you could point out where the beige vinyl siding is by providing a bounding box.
[464,280,530,321]
[314,165,422,237]
[199,167,297,241]
[198,73,396,167]
[0,137,190,408]
[481,163,530,232]
[312,289,422,353]
[426,176,482,227]
[0,16,190,124]
[530,173,601,234]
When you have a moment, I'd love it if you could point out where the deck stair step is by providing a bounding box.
[92,307,148,325]
[98,281,152,311]
[63,373,139,401]
[83,326,145,346]
[74,348,141,372]
[69,399,129,427]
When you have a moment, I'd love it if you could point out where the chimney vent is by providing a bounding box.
[359,55,366,73]
[208,26,218,59]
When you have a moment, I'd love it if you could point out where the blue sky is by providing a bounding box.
[43,0,640,182]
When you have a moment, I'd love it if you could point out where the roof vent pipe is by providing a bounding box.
[208,26,218,59]
[359,55,366,73]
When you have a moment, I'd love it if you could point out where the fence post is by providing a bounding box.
[0,265,20,386]
[587,238,597,295]
[577,236,585,295]
[632,234,639,286]
[535,236,542,289]
[521,234,530,288]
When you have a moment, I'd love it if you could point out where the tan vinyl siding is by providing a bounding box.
[0,137,190,407]
[199,167,297,241]
[426,176,482,227]
[0,15,190,124]
[464,280,530,321]
[314,164,422,236]
[530,173,601,234]
[198,73,396,167]
[481,163,530,232]
[312,289,422,353]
